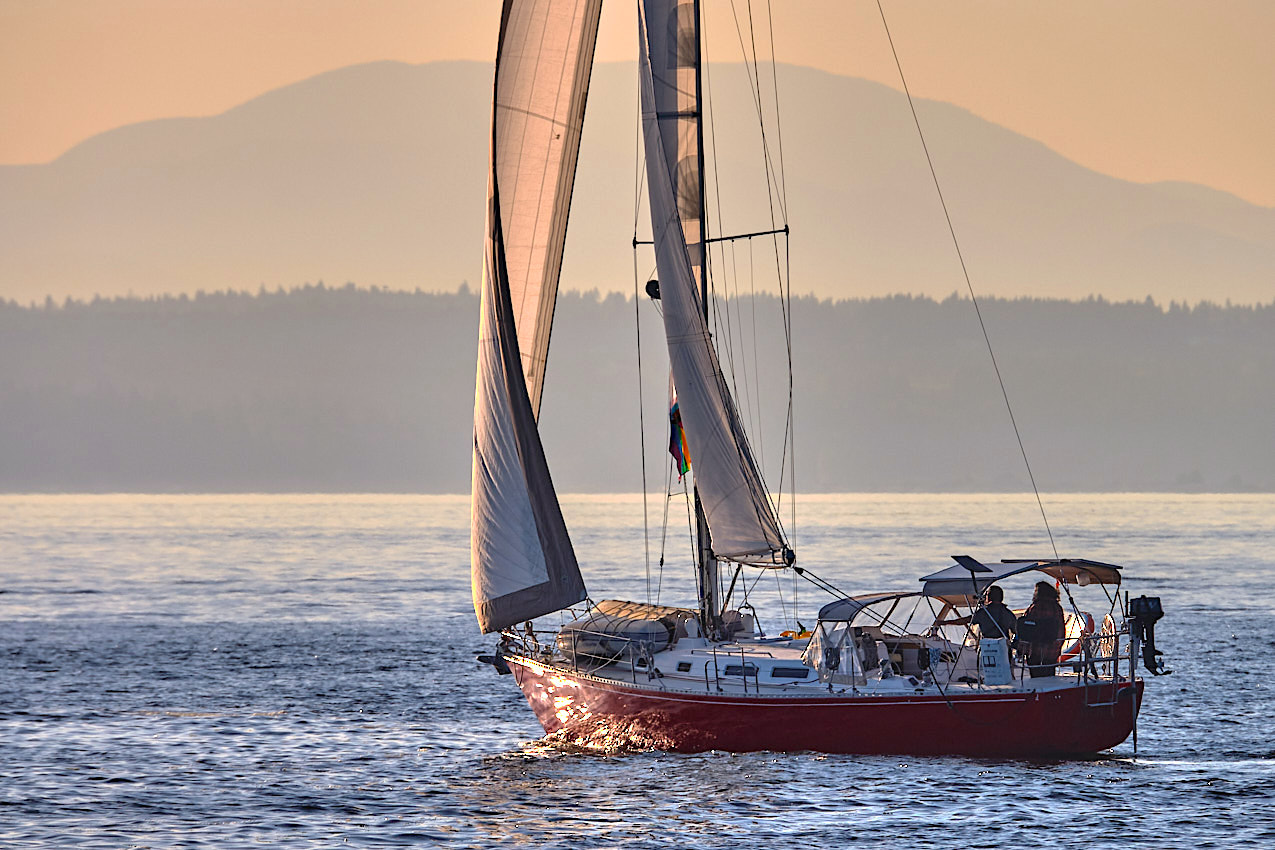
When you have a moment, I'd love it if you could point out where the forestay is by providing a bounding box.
[638,0,789,565]
[470,0,601,633]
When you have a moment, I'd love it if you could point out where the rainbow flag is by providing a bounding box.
[669,400,691,479]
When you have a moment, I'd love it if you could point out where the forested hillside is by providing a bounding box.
[3,286,1271,492]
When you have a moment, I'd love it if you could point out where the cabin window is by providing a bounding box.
[771,666,811,680]
[723,664,759,677]
[676,661,692,673]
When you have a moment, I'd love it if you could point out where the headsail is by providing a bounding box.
[471,0,602,633]
[638,0,790,565]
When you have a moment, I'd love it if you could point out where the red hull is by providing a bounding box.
[507,654,1143,757]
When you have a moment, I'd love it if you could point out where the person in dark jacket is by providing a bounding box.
[1017,581,1066,677]
[971,585,1016,642]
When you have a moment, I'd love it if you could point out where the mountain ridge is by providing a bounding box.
[2,60,1271,305]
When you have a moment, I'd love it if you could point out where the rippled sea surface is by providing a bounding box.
[2,493,1273,848]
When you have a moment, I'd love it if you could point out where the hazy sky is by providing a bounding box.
[2,1,1273,208]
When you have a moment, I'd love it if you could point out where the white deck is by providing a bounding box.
[571,634,1100,699]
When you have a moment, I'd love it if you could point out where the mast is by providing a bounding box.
[689,0,720,640]
[638,0,790,633]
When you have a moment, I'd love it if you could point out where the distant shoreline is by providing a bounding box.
[6,284,1275,313]
[3,287,1271,493]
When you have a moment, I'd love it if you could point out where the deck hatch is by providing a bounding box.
[723,664,759,677]
[770,666,811,679]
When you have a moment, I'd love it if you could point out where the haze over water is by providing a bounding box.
[2,493,1271,847]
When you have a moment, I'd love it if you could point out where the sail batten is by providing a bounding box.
[639,0,789,566]
[471,0,601,633]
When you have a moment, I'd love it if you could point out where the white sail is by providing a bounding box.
[471,0,601,633]
[493,0,603,416]
[639,0,790,565]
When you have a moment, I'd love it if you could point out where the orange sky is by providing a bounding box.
[2,0,1273,207]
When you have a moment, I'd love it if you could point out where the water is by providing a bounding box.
[2,493,1272,848]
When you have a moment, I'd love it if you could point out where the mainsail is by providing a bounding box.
[638,0,790,565]
[470,0,602,633]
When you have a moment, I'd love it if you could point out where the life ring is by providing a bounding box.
[1058,611,1095,662]
[1095,614,1119,675]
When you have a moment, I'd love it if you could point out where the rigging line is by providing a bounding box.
[706,1,790,550]
[763,0,788,208]
[658,456,676,607]
[633,57,647,237]
[900,597,925,636]
[722,564,744,614]
[708,211,791,539]
[727,0,788,224]
[702,13,727,250]
[701,18,735,401]
[706,5,789,551]
[707,10,762,454]
[780,234,797,599]
[729,0,785,224]
[709,262,748,444]
[792,565,851,601]
[740,567,769,618]
[633,56,652,605]
[772,568,790,630]
[874,0,1059,560]
[735,245,761,452]
[685,474,702,613]
[746,0,797,525]
[773,231,794,510]
[726,239,762,461]
[765,0,795,533]
[704,27,785,551]
[747,241,764,468]
[780,242,790,547]
[716,253,741,430]
[792,555,799,629]
[635,262,652,605]
[710,245,744,416]
[632,227,789,246]
[701,22,751,438]
[724,247,745,430]
[745,0,787,225]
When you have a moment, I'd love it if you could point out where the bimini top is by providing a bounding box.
[814,557,1123,622]
[920,555,1123,598]
[817,592,922,622]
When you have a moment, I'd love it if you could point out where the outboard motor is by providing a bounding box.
[1128,595,1170,675]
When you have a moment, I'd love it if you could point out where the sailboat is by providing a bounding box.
[470,0,1167,756]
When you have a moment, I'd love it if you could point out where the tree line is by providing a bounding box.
[2,285,1271,493]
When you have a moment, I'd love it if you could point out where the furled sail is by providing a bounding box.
[471,0,601,633]
[638,0,790,565]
